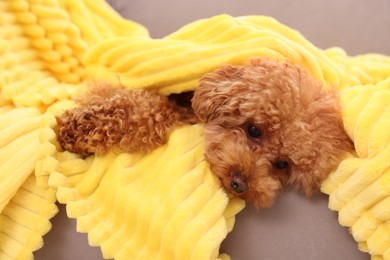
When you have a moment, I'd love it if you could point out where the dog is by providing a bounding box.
[56,58,353,208]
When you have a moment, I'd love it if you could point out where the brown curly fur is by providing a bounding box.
[192,58,353,208]
[56,58,353,208]
[56,82,195,156]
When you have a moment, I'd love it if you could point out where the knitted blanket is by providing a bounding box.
[0,1,389,259]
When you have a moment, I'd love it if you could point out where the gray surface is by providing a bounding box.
[221,189,366,259]
[35,204,104,260]
[35,191,368,260]
[109,0,390,55]
[35,0,390,259]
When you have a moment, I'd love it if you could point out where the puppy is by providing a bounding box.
[192,58,353,208]
[56,58,353,208]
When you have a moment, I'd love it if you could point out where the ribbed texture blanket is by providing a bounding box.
[0,0,389,259]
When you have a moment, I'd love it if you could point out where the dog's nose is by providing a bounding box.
[230,173,247,193]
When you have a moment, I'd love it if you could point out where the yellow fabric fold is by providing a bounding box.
[0,0,153,258]
[0,107,43,212]
[1,0,147,107]
[322,77,390,259]
[39,104,245,259]
[0,106,57,259]
[5,0,86,84]
[0,175,57,260]
[325,48,390,88]
[58,0,149,46]
[83,15,344,94]
[83,14,390,95]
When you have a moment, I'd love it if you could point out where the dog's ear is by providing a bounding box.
[287,89,353,196]
[289,141,351,197]
[192,65,245,122]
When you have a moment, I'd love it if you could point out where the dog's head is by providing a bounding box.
[192,58,353,208]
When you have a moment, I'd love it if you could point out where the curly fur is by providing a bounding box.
[56,83,194,155]
[56,58,353,208]
[192,58,353,208]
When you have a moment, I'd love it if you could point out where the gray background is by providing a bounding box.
[35,0,390,259]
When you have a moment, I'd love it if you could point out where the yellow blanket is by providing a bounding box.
[0,0,389,259]
[322,77,390,258]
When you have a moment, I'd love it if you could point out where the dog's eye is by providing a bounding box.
[247,123,262,139]
[273,160,289,170]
